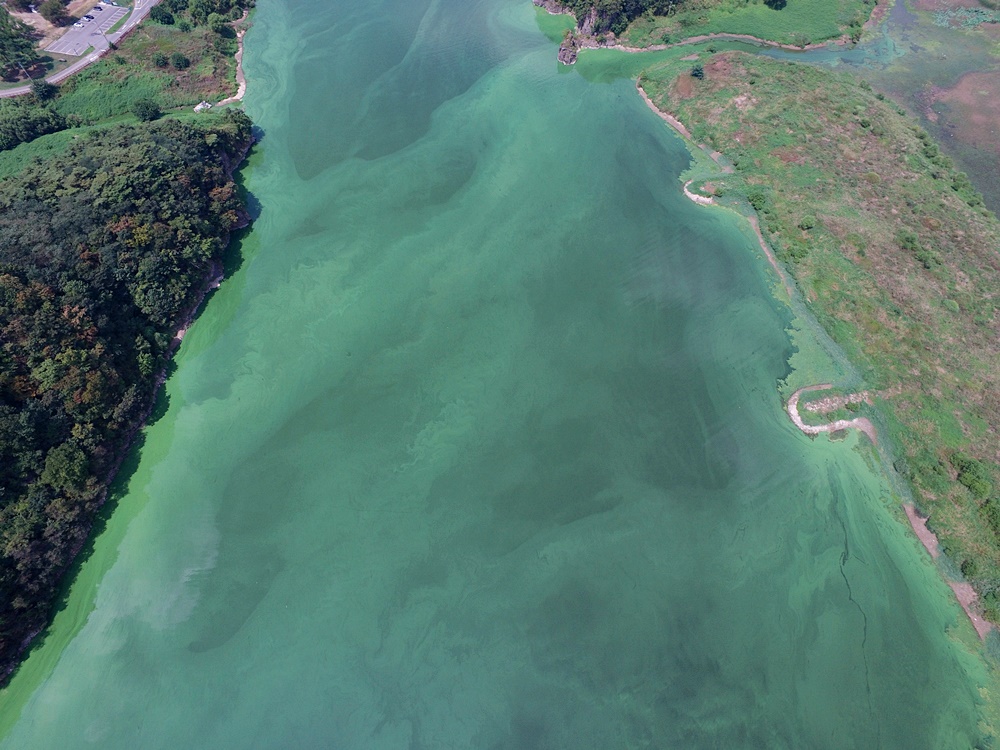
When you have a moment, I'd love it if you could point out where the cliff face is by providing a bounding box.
[534,0,605,64]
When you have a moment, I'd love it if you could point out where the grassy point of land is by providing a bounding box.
[49,13,249,124]
[547,0,878,50]
[639,52,1000,627]
[625,0,877,47]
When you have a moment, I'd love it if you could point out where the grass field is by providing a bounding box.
[640,51,1000,619]
[624,0,876,47]
[52,22,241,123]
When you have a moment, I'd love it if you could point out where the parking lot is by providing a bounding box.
[45,5,130,58]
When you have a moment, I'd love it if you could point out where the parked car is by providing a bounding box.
[83,14,94,20]
[93,5,103,9]
[73,22,84,27]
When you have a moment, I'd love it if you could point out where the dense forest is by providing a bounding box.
[548,0,703,34]
[0,111,253,675]
[0,7,35,78]
[550,0,831,35]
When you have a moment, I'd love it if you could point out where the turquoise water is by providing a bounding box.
[0,0,990,747]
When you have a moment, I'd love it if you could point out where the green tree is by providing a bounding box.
[30,79,58,102]
[150,5,175,24]
[38,0,69,26]
[207,12,230,34]
[0,100,66,151]
[0,8,37,76]
[170,52,190,69]
[41,442,89,492]
[131,98,161,121]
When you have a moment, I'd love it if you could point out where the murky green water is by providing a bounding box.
[0,0,990,747]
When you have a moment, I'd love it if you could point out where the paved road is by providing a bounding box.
[0,0,162,98]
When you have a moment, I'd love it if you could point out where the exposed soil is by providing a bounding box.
[904,504,997,639]
[787,385,879,443]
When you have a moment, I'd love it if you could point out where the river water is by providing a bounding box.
[0,0,990,747]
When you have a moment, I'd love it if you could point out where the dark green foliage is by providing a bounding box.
[186,0,252,25]
[983,499,1000,537]
[30,80,59,103]
[0,101,66,152]
[746,187,767,211]
[690,64,704,79]
[557,0,678,34]
[150,5,175,24]
[0,112,252,675]
[951,453,995,500]
[38,0,69,26]
[170,52,191,69]
[0,8,37,77]
[897,229,941,269]
[130,98,161,121]
[207,12,231,34]
[153,52,169,67]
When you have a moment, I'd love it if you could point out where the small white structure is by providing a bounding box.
[194,101,213,113]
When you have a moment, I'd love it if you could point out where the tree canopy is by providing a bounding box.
[0,8,36,78]
[0,112,253,673]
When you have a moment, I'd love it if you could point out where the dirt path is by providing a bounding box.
[217,27,247,106]
[786,384,878,443]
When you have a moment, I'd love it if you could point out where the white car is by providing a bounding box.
[73,22,84,27]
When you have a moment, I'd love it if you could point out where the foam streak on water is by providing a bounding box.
[0,0,988,747]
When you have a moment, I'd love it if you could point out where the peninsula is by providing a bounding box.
[538,0,1000,637]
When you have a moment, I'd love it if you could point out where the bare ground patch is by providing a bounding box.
[933,71,1000,154]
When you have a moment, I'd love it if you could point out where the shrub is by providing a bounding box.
[153,52,169,68]
[690,64,704,80]
[798,215,817,231]
[30,79,58,102]
[951,453,994,499]
[746,188,767,211]
[170,53,190,70]
[177,18,192,32]
[131,98,161,122]
[149,5,174,24]
[38,0,69,26]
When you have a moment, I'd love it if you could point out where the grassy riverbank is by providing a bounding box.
[546,0,876,45]
[53,13,248,122]
[640,52,1000,621]
[624,0,875,46]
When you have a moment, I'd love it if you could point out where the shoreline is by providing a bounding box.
[636,82,796,300]
[217,16,249,107]
[904,504,995,640]
[535,1,858,65]
[635,78,998,643]
[786,384,878,443]
[0,130,254,687]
